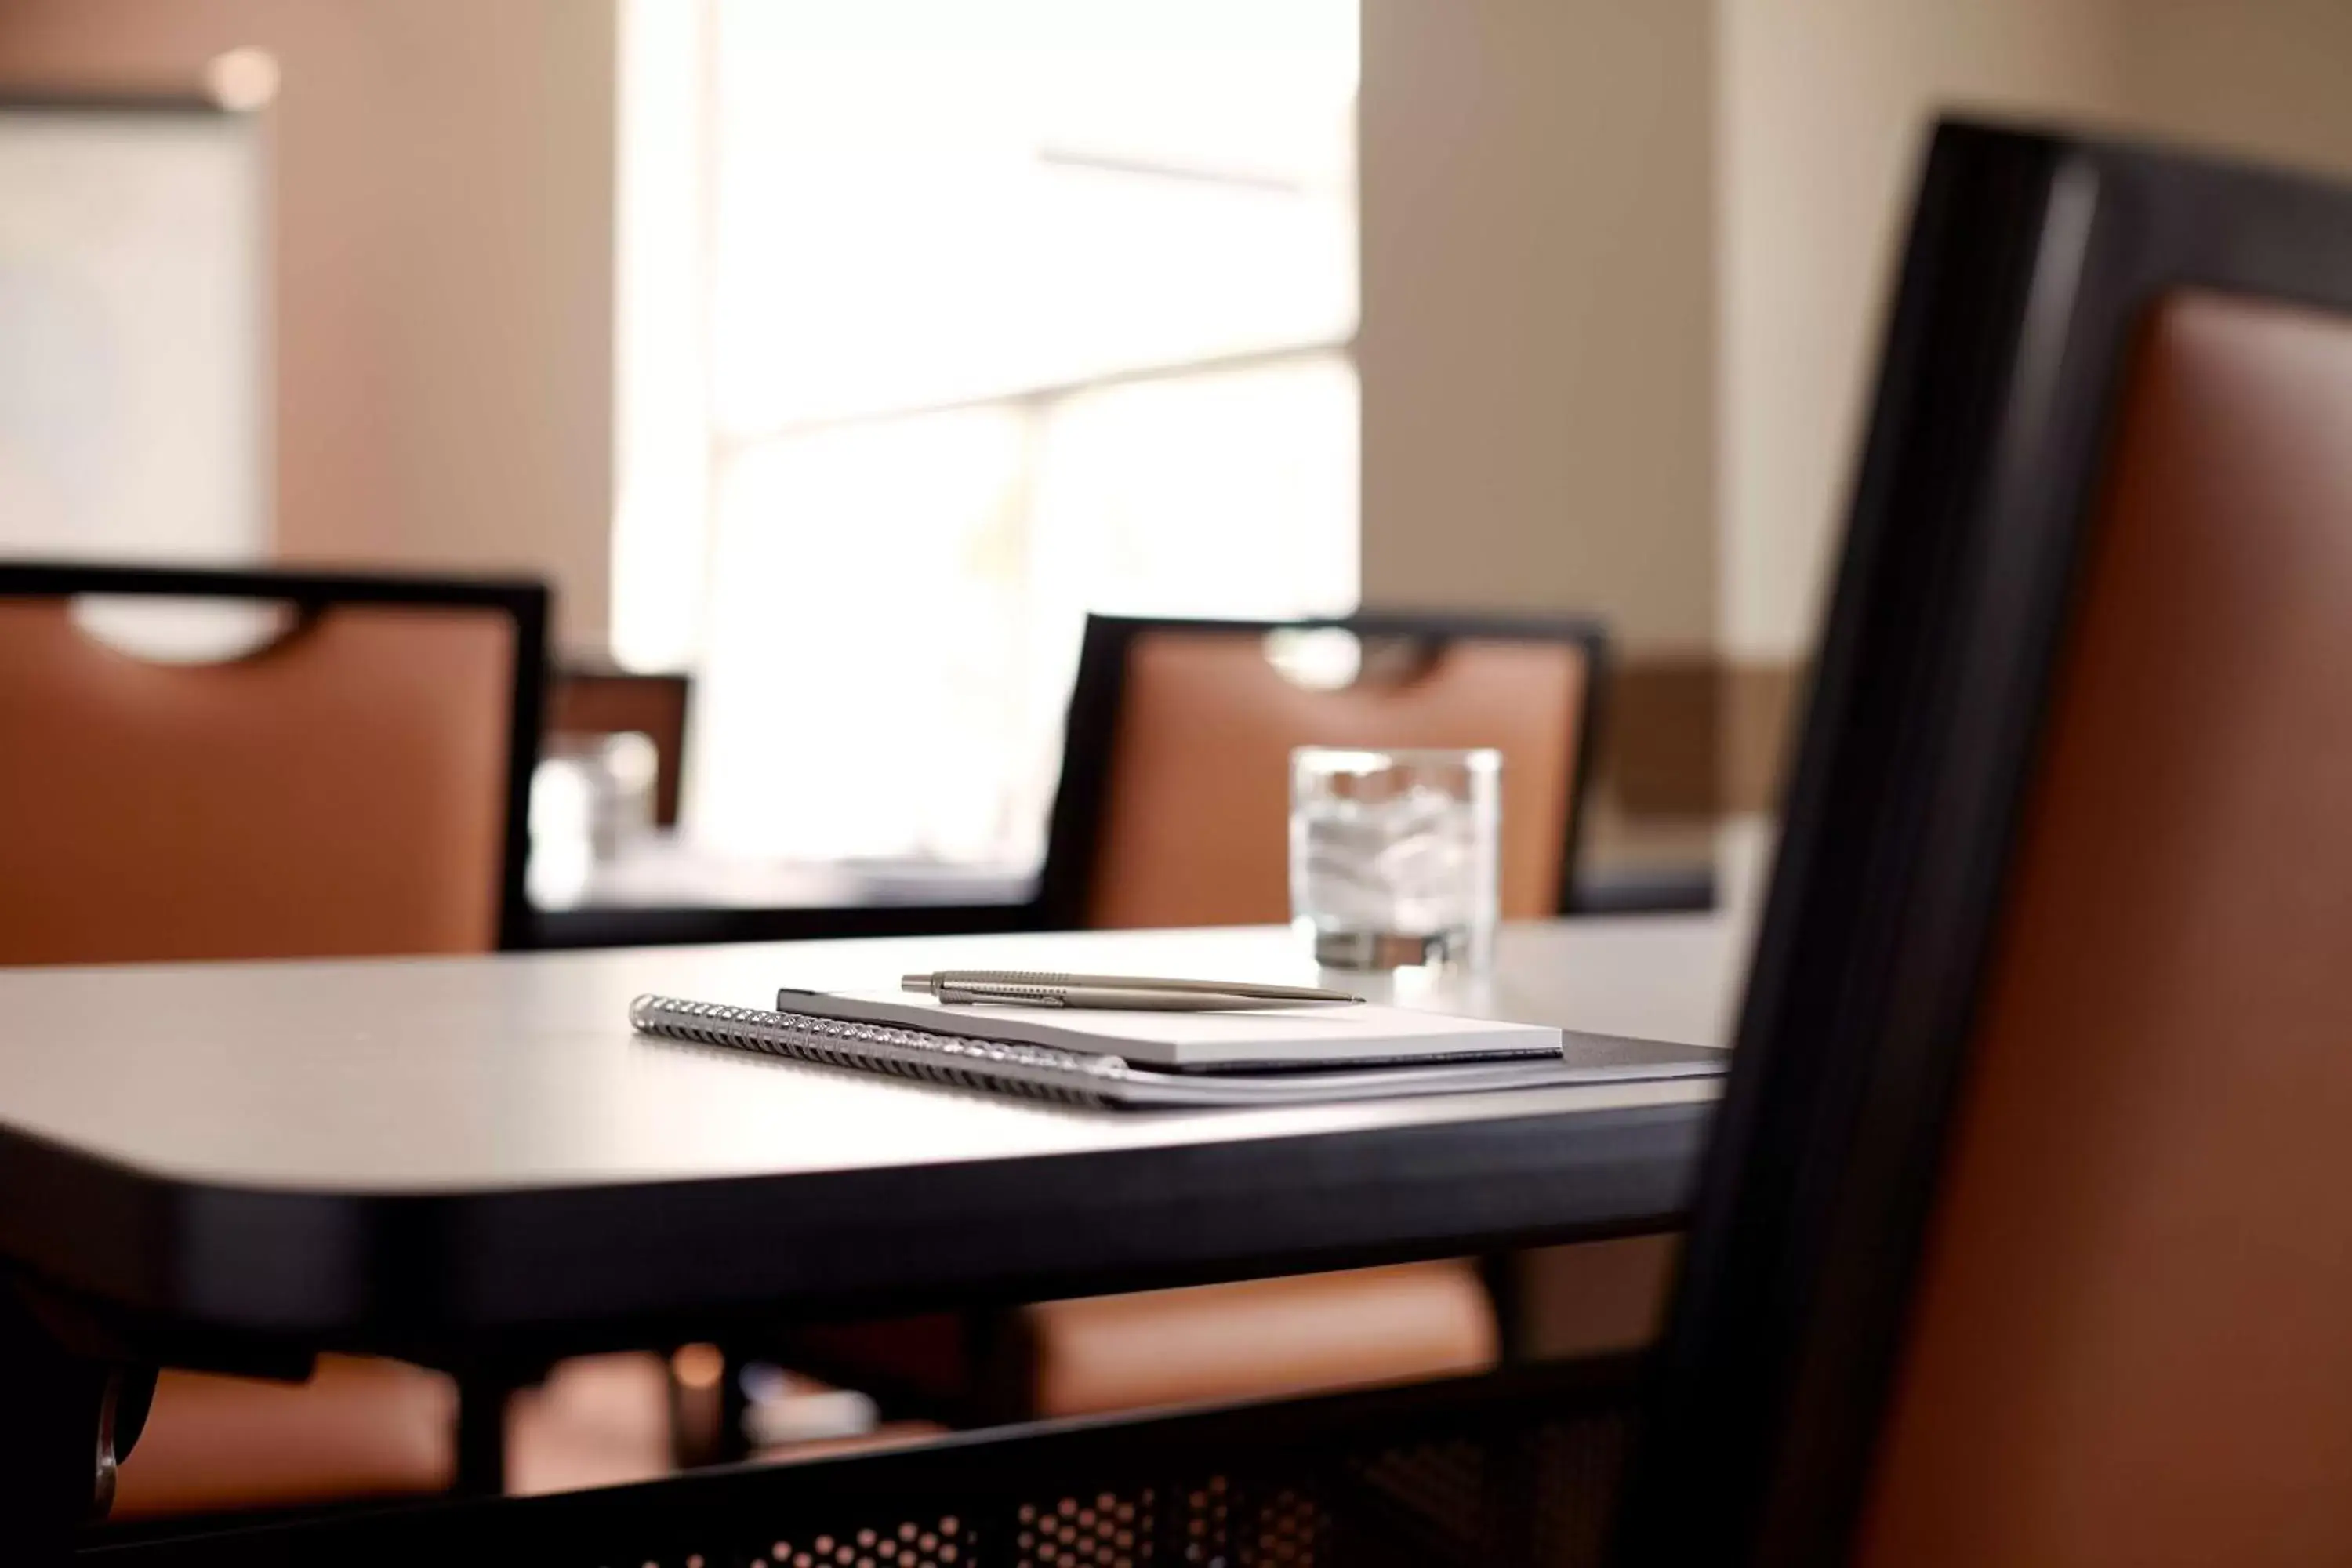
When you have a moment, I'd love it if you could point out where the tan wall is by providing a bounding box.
[0,0,615,649]
[1715,0,2129,666]
[1356,0,1717,656]
[2119,0,2352,180]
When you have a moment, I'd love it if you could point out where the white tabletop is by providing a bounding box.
[0,918,1743,1196]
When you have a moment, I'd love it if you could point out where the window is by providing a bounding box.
[615,0,1360,865]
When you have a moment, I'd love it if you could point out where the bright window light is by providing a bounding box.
[617,0,1361,866]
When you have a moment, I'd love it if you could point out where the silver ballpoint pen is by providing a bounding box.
[902,971,1363,1011]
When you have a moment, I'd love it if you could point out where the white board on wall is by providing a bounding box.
[0,100,267,564]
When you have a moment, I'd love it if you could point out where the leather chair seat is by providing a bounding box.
[116,1352,697,1515]
[790,1261,1500,1423]
[1028,1261,1501,1416]
[114,1356,457,1519]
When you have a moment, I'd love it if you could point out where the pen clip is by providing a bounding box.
[937,982,1069,1007]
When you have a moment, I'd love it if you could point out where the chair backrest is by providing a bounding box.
[549,663,691,827]
[0,564,546,964]
[1621,122,2352,1566]
[1036,613,1606,930]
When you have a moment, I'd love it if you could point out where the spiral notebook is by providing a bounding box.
[629,993,1724,1110]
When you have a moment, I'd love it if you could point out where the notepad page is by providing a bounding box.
[774,989,1563,1071]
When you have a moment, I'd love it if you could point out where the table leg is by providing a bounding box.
[0,1287,147,1563]
[713,1345,753,1466]
[1479,1250,1529,1363]
[453,1368,514,1497]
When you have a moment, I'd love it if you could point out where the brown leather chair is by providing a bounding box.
[792,615,1603,1427]
[1038,613,1604,929]
[1621,120,2352,1566]
[0,562,546,1516]
[0,564,543,964]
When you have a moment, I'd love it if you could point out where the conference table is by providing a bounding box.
[0,913,1747,1560]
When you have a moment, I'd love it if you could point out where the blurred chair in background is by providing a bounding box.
[0,563,543,964]
[0,561,554,1516]
[1038,612,1606,928]
[547,662,692,828]
[784,612,1607,1432]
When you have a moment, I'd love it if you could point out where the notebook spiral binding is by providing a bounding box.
[629,994,1132,1109]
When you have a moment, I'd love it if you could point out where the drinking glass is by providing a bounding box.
[527,732,660,907]
[1289,746,1501,971]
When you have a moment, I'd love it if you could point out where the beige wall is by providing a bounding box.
[1356,0,1718,656]
[1715,0,2129,664]
[0,0,615,648]
[2120,0,2352,180]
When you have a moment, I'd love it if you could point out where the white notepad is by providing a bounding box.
[772,987,1563,1072]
